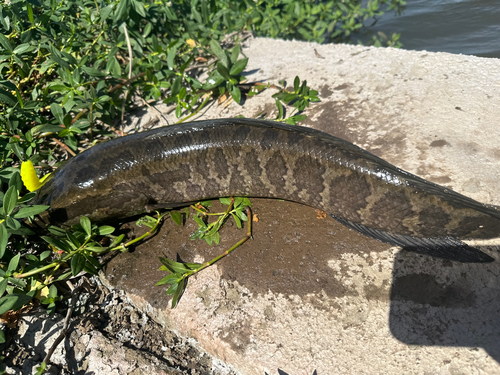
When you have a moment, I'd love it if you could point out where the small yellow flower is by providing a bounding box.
[186,39,196,48]
[20,160,52,192]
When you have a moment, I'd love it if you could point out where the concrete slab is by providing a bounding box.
[105,38,500,374]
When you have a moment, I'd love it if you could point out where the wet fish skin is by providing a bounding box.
[34,118,499,262]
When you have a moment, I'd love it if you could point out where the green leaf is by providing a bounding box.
[8,276,26,290]
[46,302,56,315]
[66,232,81,249]
[275,98,284,120]
[84,253,101,269]
[235,197,251,208]
[5,217,19,231]
[106,56,121,77]
[171,278,186,308]
[158,257,190,274]
[0,330,5,344]
[114,0,130,20]
[236,210,248,221]
[3,186,18,216]
[47,226,66,236]
[165,282,178,295]
[231,212,241,228]
[170,211,182,226]
[283,93,297,103]
[293,76,300,92]
[203,72,225,90]
[48,83,70,93]
[192,215,206,229]
[0,294,32,315]
[35,125,66,133]
[35,361,46,375]
[17,191,36,203]
[50,103,64,124]
[9,172,22,193]
[80,216,92,237]
[0,224,8,258]
[171,75,182,97]
[13,44,33,55]
[0,34,13,52]
[143,22,152,38]
[97,225,115,235]
[27,3,34,25]
[56,271,72,282]
[230,44,241,64]
[229,85,241,104]
[233,197,243,207]
[109,234,125,248]
[41,236,70,252]
[48,44,70,69]
[132,0,146,17]
[209,39,228,68]
[213,231,220,245]
[0,89,17,106]
[219,197,232,205]
[229,58,248,76]
[0,279,8,297]
[100,5,113,21]
[84,245,107,253]
[40,251,51,261]
[155,274,182,286]
[291,114,307,123]
[300,80,308,95]
[7,253,20,272]
[136,215,158,229]
[81,66,107,77]
[167,45,177,70]
[13,205,49,219]
[71,253,86,276]
[48,285,58,298]
[216,62,230,80]
[83,261,98,276]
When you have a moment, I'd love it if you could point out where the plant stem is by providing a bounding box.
[176,93,212,124]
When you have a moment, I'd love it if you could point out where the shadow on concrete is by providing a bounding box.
[389,249,500,363]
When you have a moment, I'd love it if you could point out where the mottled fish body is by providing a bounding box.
[34,119,500,262]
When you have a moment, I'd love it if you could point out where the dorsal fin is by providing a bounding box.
[329,214,495,263]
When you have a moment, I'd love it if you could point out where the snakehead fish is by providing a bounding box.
[34,118,500,262]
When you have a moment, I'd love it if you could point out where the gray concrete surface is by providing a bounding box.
[106,37,500,375]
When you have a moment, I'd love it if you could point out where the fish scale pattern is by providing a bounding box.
[34,119,500,261]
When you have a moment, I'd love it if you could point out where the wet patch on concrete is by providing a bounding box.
[105,199,390,302]
[319,84,333,99]
[430,139,451,148]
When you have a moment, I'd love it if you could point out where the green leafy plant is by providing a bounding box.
[190,197,252,245]
[202,41,248,105]
[157,198,253,308]
[273,76,320,124]
[244,0,405,46]
[0,212,164,323]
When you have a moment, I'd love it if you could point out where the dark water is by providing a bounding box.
[368,0,500,58]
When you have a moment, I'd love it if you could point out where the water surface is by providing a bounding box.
[368,0,500,58]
